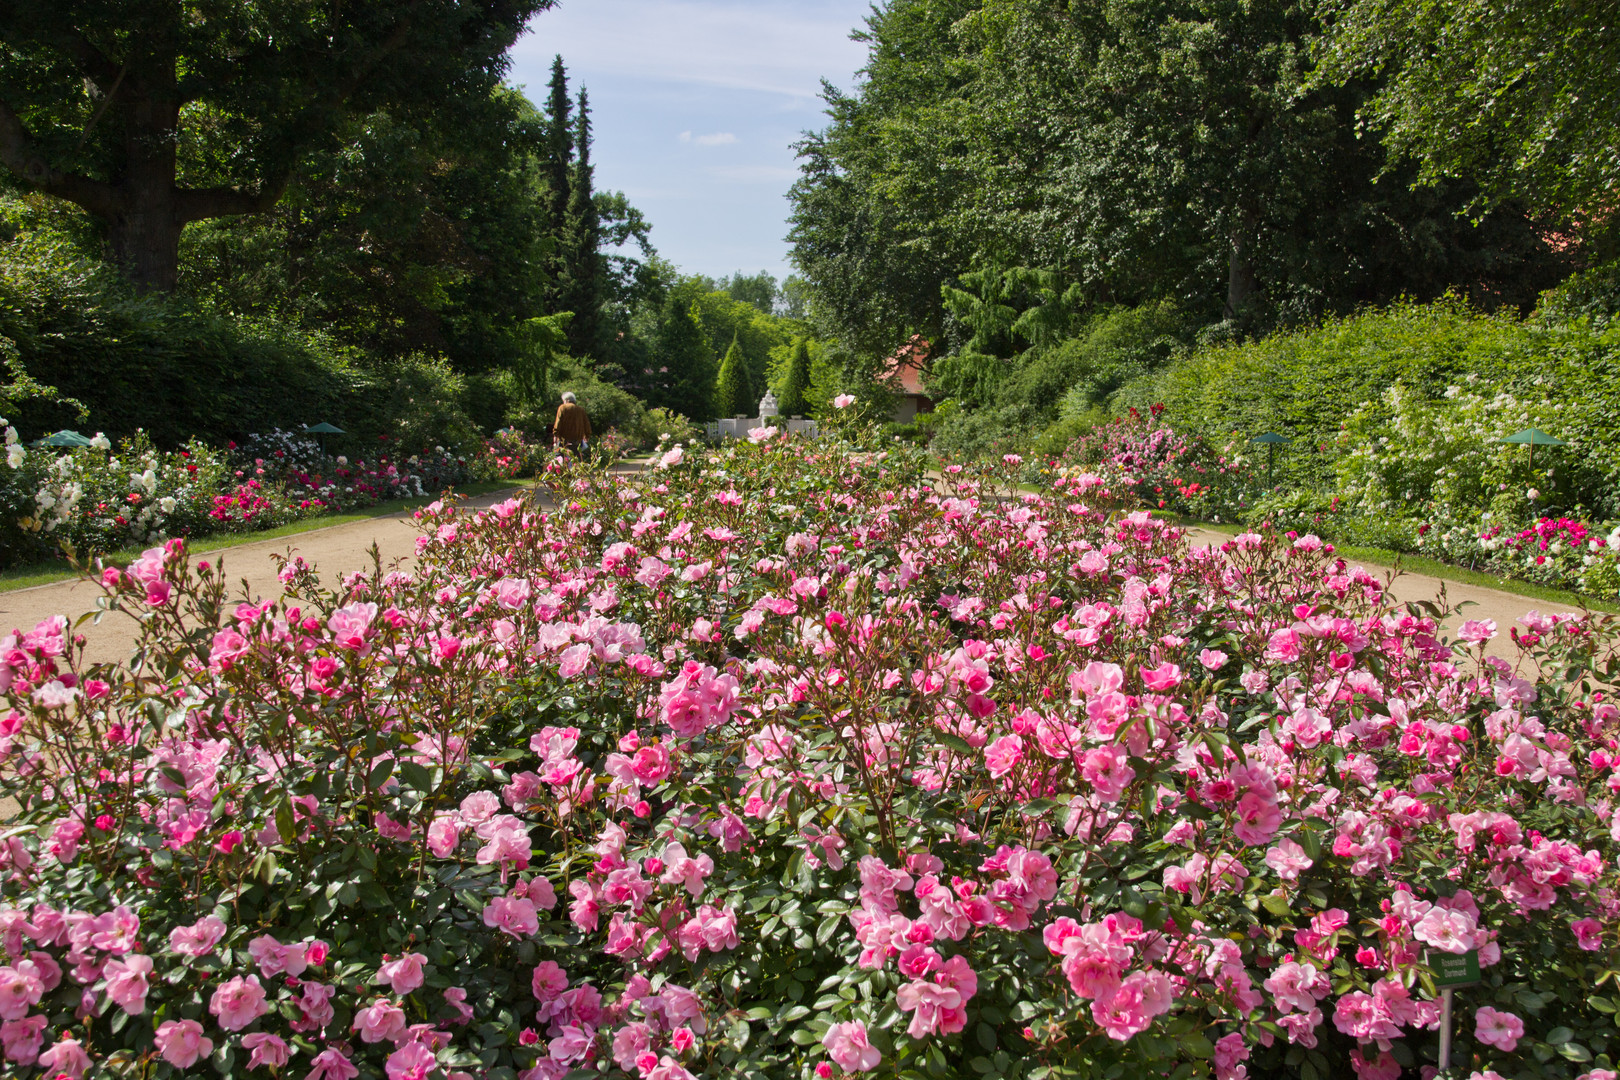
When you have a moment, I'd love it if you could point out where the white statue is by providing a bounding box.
[758,390,779,420]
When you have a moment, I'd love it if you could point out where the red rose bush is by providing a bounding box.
[0,430,1616,1079]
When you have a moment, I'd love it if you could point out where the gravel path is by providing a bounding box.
[0,493,1586,671]
[0,489,530,668]
[1182,528,1574,662]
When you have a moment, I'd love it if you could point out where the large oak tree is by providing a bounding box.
[0,1,552,292]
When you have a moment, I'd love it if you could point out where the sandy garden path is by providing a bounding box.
[0,484,1587,672]
[0,487,545,668]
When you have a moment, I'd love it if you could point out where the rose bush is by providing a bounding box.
[0,428,1616,1080]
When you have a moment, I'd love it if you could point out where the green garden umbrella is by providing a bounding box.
[34,430,94,448]
[1499,427,1566,469]
[304,422,344,455]
[1250,431,1291,483]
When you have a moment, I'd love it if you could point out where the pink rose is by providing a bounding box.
[154,1019,214,1068]
[243,1031,290,1070]
[823,1020,882,1071]
[306,1046,361,1080]
[532,961,568,1001]
[210,973,269,1031]
[386,1040,438,1080]
[1475,1006,1524,1052]
[1,1015,47,1064]
[38,1035,93,1077]
[103,953,154,1014]
[379,952,427,996]
[1572,918,1604,951]
[167,919,226,958]
[482,895,539,939]
[353,997,408,1043]
[0,963,43,1020]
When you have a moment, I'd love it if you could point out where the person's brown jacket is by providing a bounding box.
[552,401,592,448]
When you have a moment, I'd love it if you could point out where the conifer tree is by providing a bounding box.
[779,337,813,417]
[563,87,604,358]
[543,55,574,312]
[714,334,749,419]
[653,283,718,421]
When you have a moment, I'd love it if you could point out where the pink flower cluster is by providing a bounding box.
[0,435,1616,1080]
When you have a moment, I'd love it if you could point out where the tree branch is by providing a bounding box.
[0,96,120,217]
[175,179,293,225]
[0,10,126,89]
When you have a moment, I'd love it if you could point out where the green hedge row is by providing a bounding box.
[1113,299,1620,515]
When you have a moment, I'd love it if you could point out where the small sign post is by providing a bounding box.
[1429,949,1480,1070]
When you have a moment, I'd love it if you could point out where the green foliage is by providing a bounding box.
[561,88,605,359]
[512,312,574,409]
[642,282,720,422]
[1316,0,1620,238]
[1537,259,1620,329]
[1117,296,1620,521]
[0,224,494,451]
[179,89,556,373]
[778,337,814,418]
[0,0,554,291]
[788,0,1571,357]
[714,335,751,419]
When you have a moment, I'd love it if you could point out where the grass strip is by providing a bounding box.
[1182,518,1620,614]
[0,479,533,594]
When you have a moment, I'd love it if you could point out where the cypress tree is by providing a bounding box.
[715,334,749,419]
[543,56,574,312]
[563,87,603,358]
[654,284,718,421]
[779,337,813,416]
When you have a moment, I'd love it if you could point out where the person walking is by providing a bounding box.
[551,391,592,452]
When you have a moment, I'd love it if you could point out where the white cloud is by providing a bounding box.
[679,130,739,146]
[517,0,870,100]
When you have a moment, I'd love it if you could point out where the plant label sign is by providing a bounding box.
[1429,949,1481,987]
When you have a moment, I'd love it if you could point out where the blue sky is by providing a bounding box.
[508,0,873,286]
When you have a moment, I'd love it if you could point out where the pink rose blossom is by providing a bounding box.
[306,1046,361,1080]
[354,997,409,1043]
[102,953,154,1014]
[210,973,270,1031]
[823,1021,882,1071]
[243,1031,290,1069]
[1475,1006,1524,1052]
[379,952,428,995]
[154,1019,213,1068]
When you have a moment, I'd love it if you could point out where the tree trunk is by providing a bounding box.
[1224,226,1258,321]
[106,92,183,293]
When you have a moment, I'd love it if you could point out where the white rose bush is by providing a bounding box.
[0,425,1616,1079]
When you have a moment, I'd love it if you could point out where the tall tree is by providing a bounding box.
[542,53,574,308]
[778,337,813,417]
[714,333,750,418]
[0,1,553,292]
[722,271,778,315]
[650,280,717,421]
[789,0,1568,348]
[562,88,603,358]
[180,85,554,370]
[1317,0,1620,245]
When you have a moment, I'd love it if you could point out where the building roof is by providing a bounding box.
[880,334,932,397]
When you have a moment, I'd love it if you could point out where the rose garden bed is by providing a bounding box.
[0,427,1615,1080]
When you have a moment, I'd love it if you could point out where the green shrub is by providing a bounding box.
[1113,298,1620,496]
[998,300,1190,418]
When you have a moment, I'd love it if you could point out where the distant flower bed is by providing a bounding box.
[1045,404,1620,601]
[0,423,558,569]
